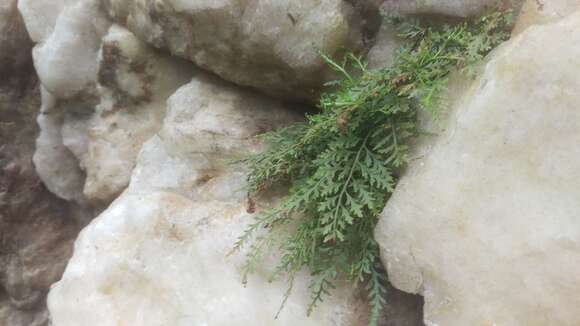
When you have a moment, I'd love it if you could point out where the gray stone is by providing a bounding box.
[0,33,82,326]
[381,0,520,17]
[101,0,367,100]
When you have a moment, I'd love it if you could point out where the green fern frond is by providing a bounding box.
[234,9,513,326]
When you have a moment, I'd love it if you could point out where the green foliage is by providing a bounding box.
[234,10,513,325]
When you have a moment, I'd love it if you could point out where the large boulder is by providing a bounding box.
[376,10,580,326]
[47,74,369,326]
[100,0,367,100]
[48,71,426,325]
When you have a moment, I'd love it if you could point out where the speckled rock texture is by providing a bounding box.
[20,0,195,205]
[82,24,194,204]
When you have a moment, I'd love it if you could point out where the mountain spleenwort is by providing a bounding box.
[233,9,514,326]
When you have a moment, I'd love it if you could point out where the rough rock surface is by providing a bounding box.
[380,0,520,17]
[23,0,109,203]
[20,0,194,205]
[33,86,89,203]
[47,74,366,326]
[33,0,111,99]
[513,0,580,34]
[17,0,76,43]
[47,71,425,325]
[101,0,367,100]
[32,0,110,101]
[0,3,82,325]
[376,11,580,326]
[83,24,194,204]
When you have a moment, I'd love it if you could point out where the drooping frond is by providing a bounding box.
[234,9,514,326]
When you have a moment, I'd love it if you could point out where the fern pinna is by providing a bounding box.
[233,10,513,325]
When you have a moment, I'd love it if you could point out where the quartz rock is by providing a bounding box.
[101,0,366,100]
[82,24,194,204]
[23,0,111,203]
[513,0,580,34]
[376,11,580,326]
[17,0,77,43]
[47,74,371,326]
[33,87,87,203]
[381,0,522,17]
[23,0,193,205]
[32,0,110,100]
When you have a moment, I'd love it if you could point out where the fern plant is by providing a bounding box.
[234,10,513,325]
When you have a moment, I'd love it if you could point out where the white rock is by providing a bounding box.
[101,0,364,100]
[513,0,580,34]
[61,105,93,166]
[17,0,76,43]
[82,24,194,204]
[26,0,192,204]
[33,87,86,203]
[376,11,580,326]
[367,22,402,70]
[48,74,368,326]
[32,0,110,100]
[21,0,110,204]
[26,0,108,203]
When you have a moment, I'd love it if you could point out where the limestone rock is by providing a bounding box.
[101,0,366,100]
[82,24,194,204]
[376,11,580,326]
